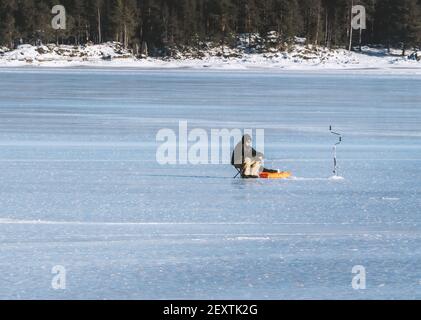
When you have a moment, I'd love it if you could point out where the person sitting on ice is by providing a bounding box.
[231,134,264,179]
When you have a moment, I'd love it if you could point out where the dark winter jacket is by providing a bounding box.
[231,137,264,168]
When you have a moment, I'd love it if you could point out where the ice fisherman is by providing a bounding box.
[231,134,264,179]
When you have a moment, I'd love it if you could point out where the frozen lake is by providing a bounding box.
[0,68,420,299]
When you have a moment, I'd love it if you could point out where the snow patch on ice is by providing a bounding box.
[0,219,349,226]
[329,175,346,181]
[228,236,272,241]
[381,197,400,201]
[288,176,345,181]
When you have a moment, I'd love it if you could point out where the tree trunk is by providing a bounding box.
[314,4,320,45]
[324,8,328,47]
[124,23,127,48]
[348,0,354,51]
[141,41,148,57]
[98,7,102,44]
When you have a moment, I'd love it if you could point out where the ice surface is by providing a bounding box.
[0,68,420,299]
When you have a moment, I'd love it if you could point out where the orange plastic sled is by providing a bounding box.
[259,171,292,179]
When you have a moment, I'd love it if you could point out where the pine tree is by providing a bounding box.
[0,0,17,47]
[396,0,421,55]
[109,0,138,48]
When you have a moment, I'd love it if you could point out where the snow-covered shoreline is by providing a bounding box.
[1,42,420,73]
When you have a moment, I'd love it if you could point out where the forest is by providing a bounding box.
[0,0,420,56]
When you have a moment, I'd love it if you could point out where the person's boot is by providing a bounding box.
[250,162,262,178]
[241,174,259,179]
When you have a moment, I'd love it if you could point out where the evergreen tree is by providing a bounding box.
[109,0,138,48]
[396,0,421,54]
[0,0,17,47]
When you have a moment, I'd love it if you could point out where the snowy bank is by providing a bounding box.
[0,41,420,73]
